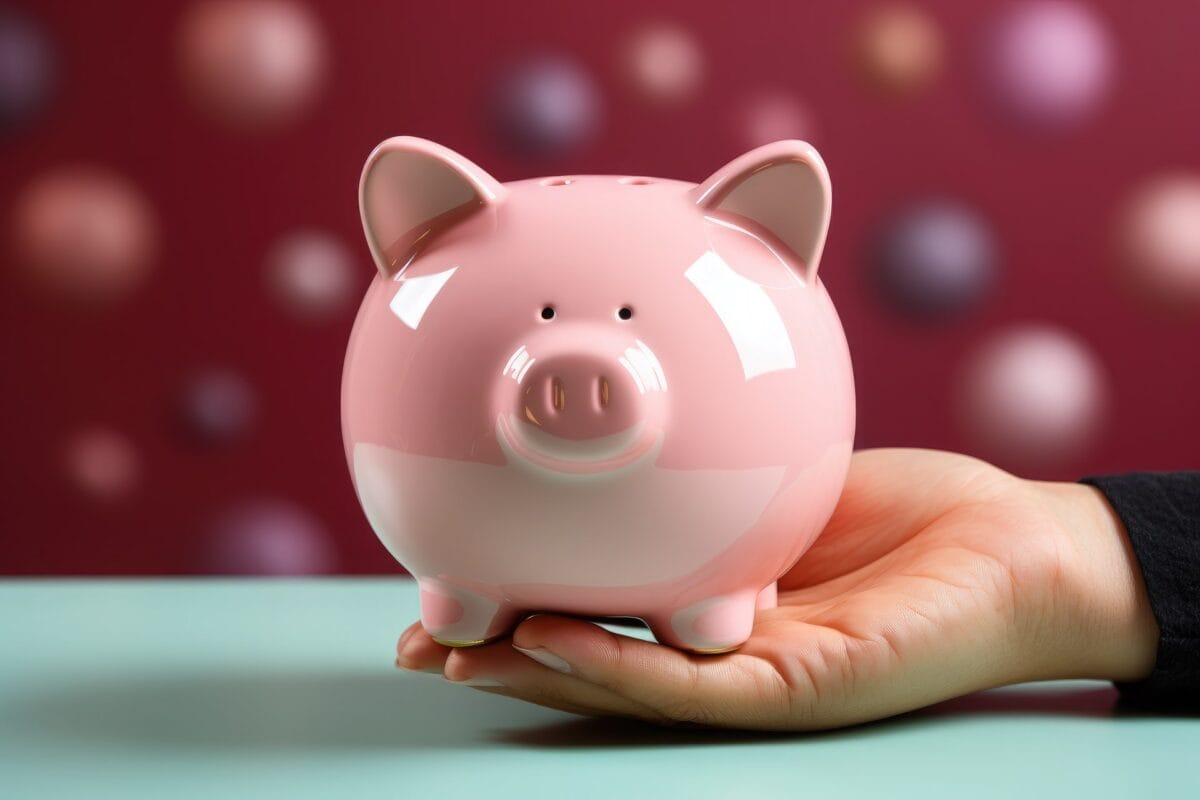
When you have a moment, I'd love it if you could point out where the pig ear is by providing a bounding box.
[359,136,505,277]
[692,140,831,283]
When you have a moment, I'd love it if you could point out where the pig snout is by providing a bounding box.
[494,329,667,473]
[519,353,641,441]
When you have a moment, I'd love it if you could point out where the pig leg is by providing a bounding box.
[756,581,778,611]
[416,577,520,647]
[648,588,761,654]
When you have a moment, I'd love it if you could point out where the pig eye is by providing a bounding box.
[617,306,633,320]
[540,306,556,320]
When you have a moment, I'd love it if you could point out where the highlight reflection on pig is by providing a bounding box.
[343,137,855,653]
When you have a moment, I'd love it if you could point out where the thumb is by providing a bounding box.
[511,614,792,728]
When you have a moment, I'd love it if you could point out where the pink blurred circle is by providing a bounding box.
[620,23,704,104]
[266,229,356,318]
[738,91,818,149]
[959,325,1106,468]
[1119,174,1200,309]
[851,3,943,94]
[178,0,327,130]
[202,499,334,575]
[64,428,140,500]
[12,166,156,304]
[982,1,1113,129]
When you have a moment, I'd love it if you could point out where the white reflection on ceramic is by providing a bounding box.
[619,339,668,394]
[684,251,795,380]
[502,344,537,384]
[389,266,458,329]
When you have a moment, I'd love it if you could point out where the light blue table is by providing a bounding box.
[1,580,1195,799]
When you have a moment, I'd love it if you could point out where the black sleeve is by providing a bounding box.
[1079,472,1200,708]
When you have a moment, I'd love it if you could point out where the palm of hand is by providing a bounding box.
[397,449,1076,730]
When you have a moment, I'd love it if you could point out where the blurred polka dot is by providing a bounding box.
[178,369,256,444]
[958,325,1106,467]
[0,7,55,134]
[12,166,156,305]
[488,54,601,158]
[64,428,140,501]
[266,230,356,319]
[619,23,703,104]
[1118,173,1200,309]
[872,200,998,319]
[178,0,326,130]
[201,499,334,575]
[851,3,942,95]
[737,91,818,149]
[981,1,1113,129]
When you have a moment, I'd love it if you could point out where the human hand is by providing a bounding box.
[395,448,1158,730]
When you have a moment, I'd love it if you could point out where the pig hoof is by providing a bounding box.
[417,577,518,645]
[656,589,759,653]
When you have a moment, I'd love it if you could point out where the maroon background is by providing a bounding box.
[2,0,1197,574]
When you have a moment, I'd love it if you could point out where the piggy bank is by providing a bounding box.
[342,136,855,653]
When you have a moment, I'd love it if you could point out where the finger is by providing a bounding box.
[394,619,675,723]
[509,615,793,729]
[462,685,630,721]
[440,633,676,725]
[395,623,451,673]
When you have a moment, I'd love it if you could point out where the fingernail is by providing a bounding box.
[395,658,443,675]
[395,640,416,665]
[396,652,444,676]
[458,677,505,688]
[514,645,571,674]
[397,632,419,662]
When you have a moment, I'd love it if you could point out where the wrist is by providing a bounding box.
[1029,480,1159,682]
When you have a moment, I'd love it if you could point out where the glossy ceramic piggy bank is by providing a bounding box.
[342,136,855,653]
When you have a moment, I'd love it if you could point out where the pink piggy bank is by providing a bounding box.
[343,136,855,653]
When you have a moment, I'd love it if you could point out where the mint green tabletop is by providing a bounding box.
[1,579,1195,799]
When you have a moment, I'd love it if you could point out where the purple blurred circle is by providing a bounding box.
[0,7,54,134]
[202,499,334,575]
[489,54,601,157]
[873,200,998,318]
[178,369,256,444]
[982,1,1114,129]
[958,324,1106,468]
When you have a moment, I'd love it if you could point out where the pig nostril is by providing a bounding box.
[598,377,610,410]
[551,377,566,413]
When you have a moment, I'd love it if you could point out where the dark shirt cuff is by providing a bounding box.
[1079,472,1200,709]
